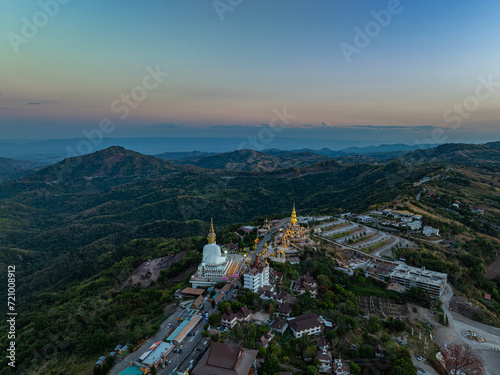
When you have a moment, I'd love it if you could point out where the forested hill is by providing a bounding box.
[402,142,500,165]
[0,146,439,301]
[0,143,499,373]
[0,157,43,183]
[25,146,184,182]
[162,148,331,171]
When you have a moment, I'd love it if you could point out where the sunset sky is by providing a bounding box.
[1,0,499,148]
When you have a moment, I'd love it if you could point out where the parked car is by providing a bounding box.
[417,356,423,361]
[167,323,172,328]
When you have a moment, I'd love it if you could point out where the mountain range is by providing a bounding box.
[0,157,44,183]
[1,141,500,373]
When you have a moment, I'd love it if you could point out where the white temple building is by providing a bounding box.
[243,256,270,293]
[191,219,245,287]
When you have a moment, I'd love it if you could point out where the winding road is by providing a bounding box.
[439,283,500,375]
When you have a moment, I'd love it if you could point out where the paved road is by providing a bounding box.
[110,307,186,375]
[439,284,500,375]
[411,357,439,375]
[316,219,416,259]
[253,219,289,260]
[111,297,216,375]
[323,223,358,237]
[158,328,203,375]
[111,220,290,375]
[314,220,343,230]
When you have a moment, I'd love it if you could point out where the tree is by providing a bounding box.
[317,274,332,289]
[150,366,157,375]
[390,365,409,375]
[441,343,485,375]
[303,345,316,360]
[218,301,231,314]
[393,319,406,332]
[263,299,276,314]
[306,365,318,375]
[208,313,221,326]
[349,362,361,374]
[259,356,280,374]
[392,348,416,375]
[258,346,267,357]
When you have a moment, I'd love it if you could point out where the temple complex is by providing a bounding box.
[273,204,314,252]
[190,219,245,287]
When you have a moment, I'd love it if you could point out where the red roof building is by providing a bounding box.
[192,341,258,375]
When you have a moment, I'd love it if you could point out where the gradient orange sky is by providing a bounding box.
[1,0,499,145]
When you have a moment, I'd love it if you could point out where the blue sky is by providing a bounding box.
[0,0,499,148]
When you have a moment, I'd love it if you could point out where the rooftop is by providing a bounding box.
[190,295,204,310]
[270,318,288,330]
[391,265,447,286]
[288,313,321,332]
[317,350,332,361]
[181,287,205,296]
[193,341,258,375]
[142,342,173,366]
[218,283,231,294]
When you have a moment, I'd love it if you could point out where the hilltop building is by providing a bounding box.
[293,272,318,298]
[333,358,351,375]
[273,204,314,251]
[423,226,439,237]
[317,349,333,372]
[258,219,273,236]
[243,256,270,292]
[190,219,245,287]
[192,341,258,375]
[390,265,447,298]
[288,313,322,338]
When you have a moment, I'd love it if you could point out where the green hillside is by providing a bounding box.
[1,143,500,373]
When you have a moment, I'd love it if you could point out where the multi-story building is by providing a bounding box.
[288,313,322,338]
[390,265,447,298]
[221,306,252,328]
[423,226,440,236]
[275,302,293,318]
[243,256,270,293]
[407,221,422,231]
[221,309,238,328]
[270,318,288,334]
[317,350,333,372]
[294,272,318,298]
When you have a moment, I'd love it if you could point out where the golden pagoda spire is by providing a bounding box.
[290,202,297,224]
[207,218,216,244]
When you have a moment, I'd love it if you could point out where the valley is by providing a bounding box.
[0,142,499,375]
